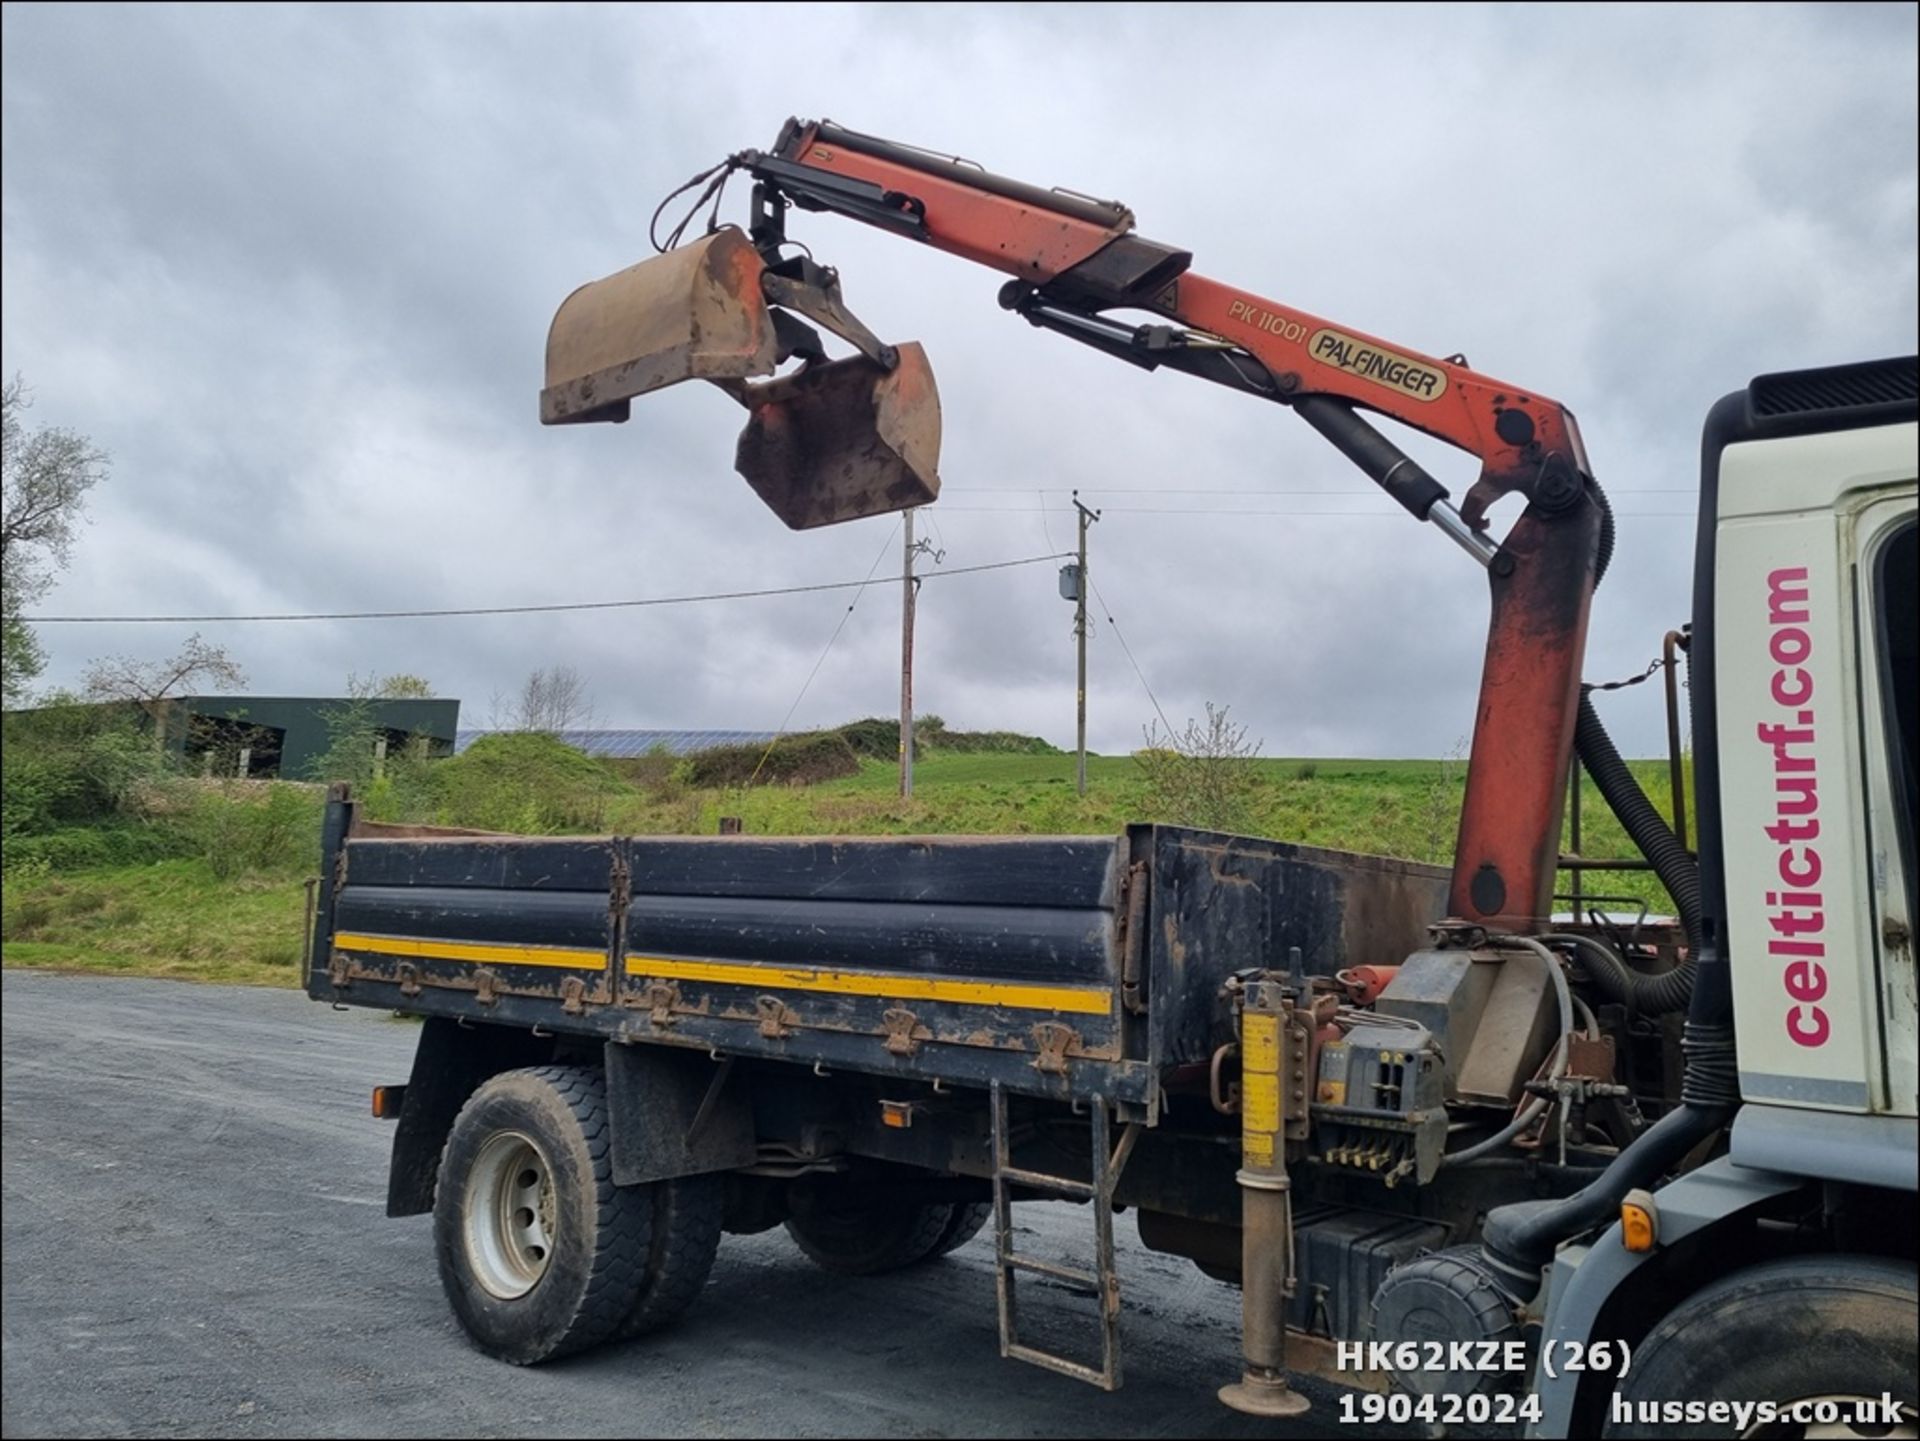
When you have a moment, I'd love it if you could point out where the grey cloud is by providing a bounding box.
[4,2,1914,759]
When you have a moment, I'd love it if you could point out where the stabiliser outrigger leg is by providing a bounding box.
[542,118,1630,1413]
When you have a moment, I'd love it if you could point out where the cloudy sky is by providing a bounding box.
[4,2,1915,756]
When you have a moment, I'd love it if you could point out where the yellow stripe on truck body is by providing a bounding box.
[332,931,1110,1014]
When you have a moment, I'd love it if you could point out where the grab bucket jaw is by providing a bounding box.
[735,343,941,530]
[541,227,778,425]
[543,227,941,527]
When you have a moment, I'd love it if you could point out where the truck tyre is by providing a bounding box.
[618,1172,725,1338]
[934,1200,994,1256]
[1602,1254,1918,1438]
[434,1065,651,1365]
[785,1191,955,1275]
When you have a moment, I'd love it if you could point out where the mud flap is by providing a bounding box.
[604,1044,756,1185]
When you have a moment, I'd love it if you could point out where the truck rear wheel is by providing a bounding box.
[1603,1254,1918,1438]
[434,1065,651,1364]
[785,1186,955,1275]
[619,1172,725,1338]
[934,1200,994,1256]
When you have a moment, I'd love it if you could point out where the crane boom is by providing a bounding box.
[545,117,1617,930]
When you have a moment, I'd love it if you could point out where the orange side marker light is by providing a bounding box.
[1620,1187,1659,1253]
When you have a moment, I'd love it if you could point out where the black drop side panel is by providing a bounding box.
[620,834,1123,985]
[623,835,1119,907]
[319,828,1143,1103]
[1142,825,1450,1068]
[325,835,619,1009]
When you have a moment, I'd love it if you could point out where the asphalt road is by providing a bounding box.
[1,971,1386,1439]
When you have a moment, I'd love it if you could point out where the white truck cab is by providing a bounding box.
[1532,359,1918,1438]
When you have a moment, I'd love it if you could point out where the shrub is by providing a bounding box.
[302,699,441,818]
[426,731,626,832]
[1293,761,1319,781]
[937,729,1060,755]
[170,781,326,880]
[831,715,1058,757]
[1,822,187,874]
[1133,702,1265,835]
[606,744,687,802]
[1,894,55,939]
[1,699,168,842]
[683,731,860,789]
[834,717,901,761]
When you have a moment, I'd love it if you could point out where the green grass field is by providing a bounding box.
[2,751,1684,989]
[2,859,310,987]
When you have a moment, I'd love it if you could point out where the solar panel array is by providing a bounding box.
[454,728,776,758]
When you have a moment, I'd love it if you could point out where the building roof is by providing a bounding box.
[454,728,775,759]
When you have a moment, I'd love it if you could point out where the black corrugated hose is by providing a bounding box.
[1573,692,1701,950]
[1544,929,1691,1016]
[1556,471,1696,1010]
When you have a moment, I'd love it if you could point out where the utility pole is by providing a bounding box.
[901,509,917,797]
[1073,491,1101,797]
[899,511,941,797]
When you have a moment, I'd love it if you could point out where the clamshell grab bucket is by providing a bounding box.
[735,344,941,530]
[541,228,779,425]
[542,227,941,527]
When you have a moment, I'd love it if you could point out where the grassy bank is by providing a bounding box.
[3,859,310,986]
[2,746,1686,990]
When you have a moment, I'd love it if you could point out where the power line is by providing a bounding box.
[934,505,1695,517]
[25,551,1074,625]
[746,520,900,790]
[1085,568,1175,742]
[945,485,1695,495]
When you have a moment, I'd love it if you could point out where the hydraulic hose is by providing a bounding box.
[1591,475,1616,587]
[1479,1097,1732,1293]
[1544,930,1691,1017]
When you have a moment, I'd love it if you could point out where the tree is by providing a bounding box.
[493,664,594,734]
[1,615,43,706]
[347,671,435,700]
[2,376,110,703]
[82,633,246,747]
[1134,701,1265,835]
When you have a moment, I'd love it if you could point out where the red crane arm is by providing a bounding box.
[773,121,1591,511]
[750,119,1609,931]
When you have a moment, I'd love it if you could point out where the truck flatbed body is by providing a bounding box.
[310,792,1447,1112]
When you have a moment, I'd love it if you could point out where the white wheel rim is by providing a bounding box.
[463,1130,556,1300]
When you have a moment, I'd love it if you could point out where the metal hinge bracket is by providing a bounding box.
[1031,1021,1080,1075]
[882,1007,924,1056]
[641,979,680,1028]
[757,995,797,1039]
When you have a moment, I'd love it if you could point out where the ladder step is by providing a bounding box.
[996,1165,1096,1198]
[1006,1342,1117,1391]
[1005,1253,1100,1288]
